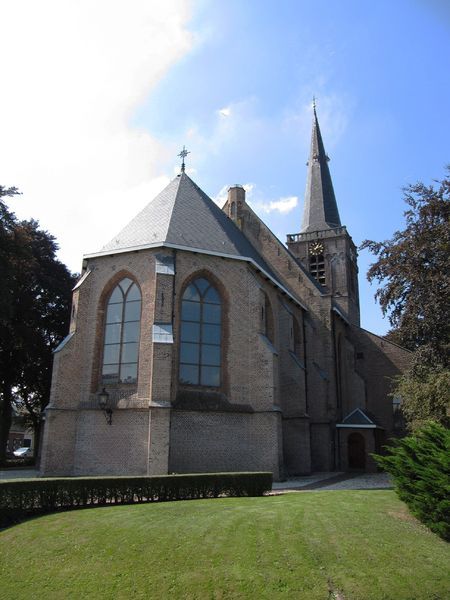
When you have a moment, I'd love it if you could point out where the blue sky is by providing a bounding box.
[1,0,449,335]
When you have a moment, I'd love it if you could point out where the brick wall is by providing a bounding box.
[74,409,149,475]
[41,247,293,479]
[169,411,282,478]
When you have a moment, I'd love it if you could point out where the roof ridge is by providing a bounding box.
[166,173,279,280]
[100,175,182,253]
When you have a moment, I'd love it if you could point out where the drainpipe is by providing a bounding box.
[167,248,177,471]
[331,311,341,471]
[302,309,309,415]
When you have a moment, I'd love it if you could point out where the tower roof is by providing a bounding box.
[300,105,341,233]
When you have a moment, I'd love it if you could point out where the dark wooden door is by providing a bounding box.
[348,432,366,469]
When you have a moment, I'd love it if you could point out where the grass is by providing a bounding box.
[1,490,449,599]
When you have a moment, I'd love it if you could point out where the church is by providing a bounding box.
[40,107,410,480]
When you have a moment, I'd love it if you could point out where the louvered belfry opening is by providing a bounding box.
[309,253,326,284]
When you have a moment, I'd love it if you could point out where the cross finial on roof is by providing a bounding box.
[178,145,190,173]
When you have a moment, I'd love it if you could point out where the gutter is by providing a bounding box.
[332,305,349,325]
[84,241,308,311]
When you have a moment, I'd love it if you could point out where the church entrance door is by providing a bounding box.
[347,432,365,469]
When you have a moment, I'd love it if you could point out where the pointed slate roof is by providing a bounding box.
[336,408,383,429]
[86,173,305,305]
[98,173,269,266]
[301,106,341,233]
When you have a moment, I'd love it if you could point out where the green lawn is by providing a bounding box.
[1,490,449,599]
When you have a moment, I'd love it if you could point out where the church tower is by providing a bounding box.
[287,104,360,325]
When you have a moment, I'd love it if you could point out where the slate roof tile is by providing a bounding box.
[98,172,280,284]
[301,107,342,233]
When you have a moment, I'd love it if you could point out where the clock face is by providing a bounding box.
[309,241,324,256]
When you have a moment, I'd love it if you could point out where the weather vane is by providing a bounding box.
[178,145,190,173]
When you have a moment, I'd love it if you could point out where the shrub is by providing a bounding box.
[0,457,35,469]
[374,423,450,541]
[0,471,272,528]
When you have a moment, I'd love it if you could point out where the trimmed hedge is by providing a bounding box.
[0,472,272,527]
[374,423,450,541]
[1,458,35,469]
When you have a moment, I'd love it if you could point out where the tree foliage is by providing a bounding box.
[361,169,450,366]
[394,361,450,432]
[362,170,450,430]
[374,423,450,541]
[0,187,76,462]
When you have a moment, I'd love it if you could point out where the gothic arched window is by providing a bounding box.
[261,293,274,343]
[293,316,302,358]
[179,277,221,387]
[102,277,141,384]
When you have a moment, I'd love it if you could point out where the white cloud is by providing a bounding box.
[213,181,297,218]
[257,196,298,215]
[213,182,254,207]
[218,106,231,118]
[0,0,194,272]
[243,183,255,197]
[213,185,229,207]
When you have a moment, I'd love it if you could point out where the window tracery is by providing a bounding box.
[102,277,141,384]
[179,277,222,387]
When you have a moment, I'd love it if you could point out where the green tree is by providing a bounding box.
[374,423,450,541]
[361,169,450,366]
[394,359,450,431]
[361,170,450,430]
[0,188,75,462]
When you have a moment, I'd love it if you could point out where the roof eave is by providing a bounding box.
[83,242,308,311]
[335,424,380,429]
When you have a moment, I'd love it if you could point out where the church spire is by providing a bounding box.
[301,102,341,233]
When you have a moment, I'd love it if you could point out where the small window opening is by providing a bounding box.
[309,254,326,285]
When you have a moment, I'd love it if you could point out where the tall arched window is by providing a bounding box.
[293,316,302,358]
[102,277,141,384]
[262,293,274,343]
[179,277,221,387]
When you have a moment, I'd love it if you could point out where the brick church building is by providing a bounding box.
[40,108,410,479]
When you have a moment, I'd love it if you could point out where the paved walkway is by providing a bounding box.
[0,469,392,491]
[0,469,39,480]
[272,472,392,492]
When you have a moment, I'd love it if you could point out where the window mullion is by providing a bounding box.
[179,280,221,387]
[119,290,126,375]
[199,297,204,381]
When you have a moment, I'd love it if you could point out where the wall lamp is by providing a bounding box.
[98,388,113,425]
